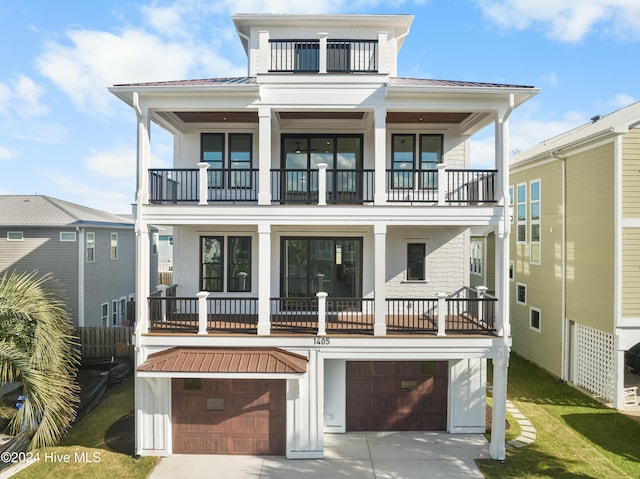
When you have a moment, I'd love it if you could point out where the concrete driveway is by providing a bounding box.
[149,432,490,479]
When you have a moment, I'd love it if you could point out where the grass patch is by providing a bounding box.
[11,378,159,479]
[478,354,640,479]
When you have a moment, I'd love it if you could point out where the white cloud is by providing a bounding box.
[476,0,640,42]
[84,146,136,180]
[0,144,17,160]
[603,93,637,110]
[0,75,48,119]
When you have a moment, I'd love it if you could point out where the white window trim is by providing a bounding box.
[111,300,118,327]
[470,239,483,276]
[516,182,527,244]
[530,179,541,265]
[86,232,95,263]
[529,306,542,332]
[111,232,118,260]
[100,302,109,327]
[60,231,77,242]
[516,282,527,306]
[7,231,23,241]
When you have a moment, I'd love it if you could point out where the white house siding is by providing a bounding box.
[83,228,136,327]
[0,226,80,325]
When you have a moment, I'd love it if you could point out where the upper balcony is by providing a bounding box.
[147,165,497,207]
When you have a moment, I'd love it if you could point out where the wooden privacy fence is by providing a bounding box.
[74,326,134,360]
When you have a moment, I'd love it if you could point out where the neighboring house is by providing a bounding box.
[110,13,537,460]
[509,102,640,410]
[0,195,157,327]
[470,227,496,295]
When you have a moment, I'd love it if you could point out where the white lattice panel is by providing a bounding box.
[575,323,615,402]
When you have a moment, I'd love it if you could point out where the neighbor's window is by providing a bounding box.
[152,233,158,255]
[110,233,118,260]
[516,283,527,305]
[227,236,251,292]
[470,239,483,275]
[530,307,541,332]
[184,379,201,390]
[101,303,109,326]
[60,231,76,242]
[407,243,426,281]
[530,180,541,264]
[509,261,514,281]
[517,183,527,243]
[7,231,23,241]
[201,236,224,292]
[509,185,514,224]
[86,232,95,262]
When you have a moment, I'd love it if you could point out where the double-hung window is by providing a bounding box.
[110,233,118,260]
[530,180,541,264]
[86,232,95,262]
[201,133,253,190]
[201,236,224,292]
[517,183,527,243]
[470,239,483,276]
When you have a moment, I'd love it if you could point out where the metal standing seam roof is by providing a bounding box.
[0,195,133,227]
[137,347,308,374]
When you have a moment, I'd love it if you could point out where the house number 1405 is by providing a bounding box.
[313,337,331,346]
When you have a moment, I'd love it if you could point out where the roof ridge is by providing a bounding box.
[41,195,82,222]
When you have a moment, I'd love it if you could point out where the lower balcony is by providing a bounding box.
[146,287,497,336]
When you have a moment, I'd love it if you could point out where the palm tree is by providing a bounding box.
[0,270,79,450]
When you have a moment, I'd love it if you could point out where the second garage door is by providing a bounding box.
[172,378,286,455]
[346,361,448,431]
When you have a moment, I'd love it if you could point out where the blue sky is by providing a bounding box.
[1,0,639,213]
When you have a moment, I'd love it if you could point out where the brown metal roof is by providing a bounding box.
[137,347,307,374]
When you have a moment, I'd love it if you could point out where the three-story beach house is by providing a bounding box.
[109,13,538,460]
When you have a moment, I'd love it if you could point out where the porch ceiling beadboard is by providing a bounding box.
[137,347,308,374]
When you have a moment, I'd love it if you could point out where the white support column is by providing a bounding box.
[257,31,269,76]
[317,163,328,205]
[258,223,271,335]
[197,291,209,335]
[197,162,209,205]
[258,107,272,205]
[316,292,328,336]
[476,286,488,325]
[436,292,447,336]
[374,107,387,205]
[490,352,508,460]
[135,222,151,336]
[374,223,387,336]
[136,97,151,206]
[318,33,328,74]
[437,163,447,205]
[156,284,168,323]
[377,31,388,74]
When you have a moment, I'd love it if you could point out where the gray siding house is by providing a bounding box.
[0,195,157,327]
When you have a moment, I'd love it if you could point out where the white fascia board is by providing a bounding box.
[109,85,260,108]
[386,86,538,109]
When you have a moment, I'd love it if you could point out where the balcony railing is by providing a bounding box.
[269,39,378,73]
[270,168,375,204]
[147,288,496,336]
[147,167,497,205]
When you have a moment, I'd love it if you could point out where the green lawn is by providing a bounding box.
[478,354,640,479]
[12,377,159,479]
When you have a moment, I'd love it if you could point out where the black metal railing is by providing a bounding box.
[385,298,438,333]
[386,169,439,203]
[270,297,319,333]
[269,39,378,73]
[446,170,497,204]
[270,169,374,204]
[148,296,198,332]
[150,169,198,203]
[325,298,374,333]
[207,168,259,202]
[206,297,258,332]
[446,288,496,333]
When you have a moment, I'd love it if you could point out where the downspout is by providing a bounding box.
[77,226,85,327]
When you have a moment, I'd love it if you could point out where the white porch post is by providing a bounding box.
[436,292,447,336]
[317,163,328,205]
[490,352,508,460]
[377,31,388,74]
[156,284,168,323]
[318,33,328,74]
[316,292,328,336]
[258,107,272,205]
[476,286,488,325]
[197,162,209,205]
[374,107,387,205]
[197,291,209,335]
[437,163,447,206]
[374,223,387,336]
[258,223,271,335]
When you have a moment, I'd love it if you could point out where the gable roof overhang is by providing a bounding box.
[136,347,308,379]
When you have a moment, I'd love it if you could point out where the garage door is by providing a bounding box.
[172,378,286,455]
[346,361,448,431]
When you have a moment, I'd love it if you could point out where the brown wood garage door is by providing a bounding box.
[172,378,286,455]
[346,361,448,431]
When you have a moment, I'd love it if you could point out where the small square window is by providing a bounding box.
[184,379,201,390]
[530,307,541,332]
[60,231,76,242]
[516,283,527,305]
[7,231,23,241]
[206,398,225,410]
